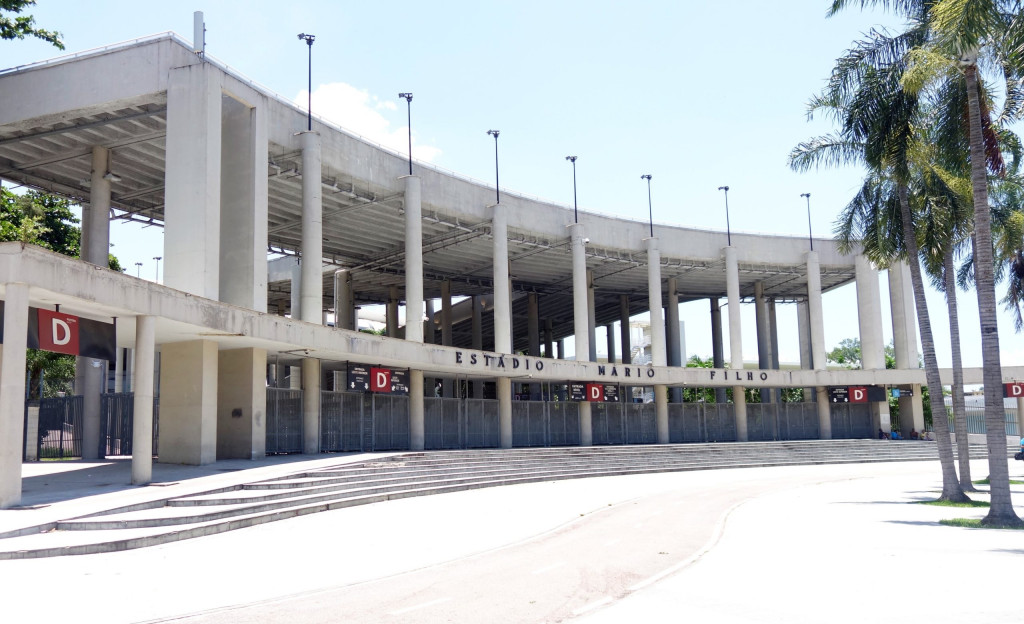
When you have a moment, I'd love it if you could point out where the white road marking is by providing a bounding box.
[572,596,613,616]
[388,597,452,615]
[531,561,565,575]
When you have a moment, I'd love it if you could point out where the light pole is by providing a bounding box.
[398,92,413,175]
[297,33,315,131]
[153,256,162,282]
[641,174,653,237]
[134,262,142,277]
[566,156,578,223]
[801,192,813,250]
[718,185,731,246]
[487,129,500,204]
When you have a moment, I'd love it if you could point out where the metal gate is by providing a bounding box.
[266,388,303,453]
[37,395,83,459]
[512,401,549,447]
[778,402,819,440]
[372,394,410,450]
[668,403,737,442]
[425,397,464,449]
[746,403,781,441]
[830,403,873,439]
[548,401,580,447]
[464,398,500,448]
[99,393,160,457]
[320,391,363,452]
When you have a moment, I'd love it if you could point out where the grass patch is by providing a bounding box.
[940,518,1024,530]
[972,479,1024,485]
[918,499,990,508]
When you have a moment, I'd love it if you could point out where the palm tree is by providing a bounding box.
[791,24,969,501]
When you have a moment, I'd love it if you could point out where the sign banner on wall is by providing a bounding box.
[0,303,116,363]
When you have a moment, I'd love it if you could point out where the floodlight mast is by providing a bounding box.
[297,33,315,131]
[487,130,500,204]
[641,174,653,237]
[399,93,414,175]
[718,185,731,246]
[566,156,578,223]
[801,192,813,250]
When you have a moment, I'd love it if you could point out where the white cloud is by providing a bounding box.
[296,83,441,163]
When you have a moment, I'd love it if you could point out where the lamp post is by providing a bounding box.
[134,262,142,277]
[398,92,413,175]
[566,156,578,223]
[297,33,315,131]
[641,174,653,237]
[801,192,813,250]
[718,185,731,246]
[153,256,162,283]
[487,129,500,204]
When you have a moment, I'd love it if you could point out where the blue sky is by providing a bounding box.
[6,1,1024,369]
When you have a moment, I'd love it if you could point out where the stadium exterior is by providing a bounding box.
[0,32,1019,508]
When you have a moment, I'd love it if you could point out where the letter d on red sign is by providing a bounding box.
[586,383,604,402]
[1005,382,1024,398]
[371,368,392,393]
[38,309,79,356]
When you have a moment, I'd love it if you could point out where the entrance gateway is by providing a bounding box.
[2,27,1023,509]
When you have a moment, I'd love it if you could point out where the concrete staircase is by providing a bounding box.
[0,440,1013,559]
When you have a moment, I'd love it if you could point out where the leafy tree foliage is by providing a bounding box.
[0,0,63,49]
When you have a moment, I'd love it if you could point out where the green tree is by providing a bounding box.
[0,0,62,49]
[790,13,969,502]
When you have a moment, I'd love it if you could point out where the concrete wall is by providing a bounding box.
[216,347,266,460]
[158,340,217,465]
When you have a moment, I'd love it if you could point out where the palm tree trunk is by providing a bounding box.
[898,184,967,501]
[943,249,974,490]
[965,63,1021,525]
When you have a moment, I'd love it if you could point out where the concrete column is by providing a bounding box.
[131,316,155,485]
[424,299,436,344]
[219,97,268,311]
[441,280,453,396]
[646,238,669,442]
[620,295,631,364]
[557,340,564,360]
[797,299,812,401]
[409,370,424,450]
[472,296,484,398]
[164,63,222,299]
[159,340,218,465]
[299,131,323,324]
[492,204,512,443]
[768,298,781,402]
[889,261,924,434]
[569,223,589,363]
[586,269,597,362]
[666,277,682,404]
[0,283,29,508]
[497,377,512,448]
[754,281,771,403]
[725,246,747,440]
[544,318,554,359]
[334,269,354,330]
[1017,397,1024,441]
[528,293,541,357]
[387,286,399,338]
[711,298,726,404]
[114,348,124,393]
[403,175,424,343]
[605,325,616,364]
[302,358,320,454]
[217,347,267,459]
[76,356,102,460]
[856,254,891,432]
[84,146,111,266]
[807,250,831,439]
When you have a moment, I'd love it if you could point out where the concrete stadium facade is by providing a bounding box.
[1,33,1019,508]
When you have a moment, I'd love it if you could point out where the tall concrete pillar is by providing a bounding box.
[114,348,124,393]
[528,293,541,399]
[217,347,267,459]
[586,269,597,362]
[219,97,268,311]
[725,246,747,441]
[768,298,781,402]
[302,357,320,454]
[299,130,323,325]
[131,316,155,485]
[856,254,891,432]
[544,318,554,359]
[710,297,726,403]
[646,238,669,443]
[441,280,453,396]
[797,299,812,401]
[409,370,425,450]
[387,286,400,338]
[424,299,436,344]
[556,340,564,360]
[0,283,29,508]
[807,250,831,439]
[754,281,771,403]
[569,223,592,444]
[666,277,682,403]
[620,295,632,364]
[493,204,512,446]
[1017,397,1024,442]
[159,340,218,465]
[403,175,424,343]
[472,295,484,398]
[889,261,925,433]
[334,269,354,330]
[605,325,616,364]
[164,63,222,299]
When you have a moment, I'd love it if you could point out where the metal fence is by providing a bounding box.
[266,388,303,454]
[465,398,502,448]
[372,394,410,451]
[668,403,737,443]
[38,395,83,459]
[591,402,657,445]
[945,405,1019,437]
[321,391,364,452]
[99,393,159,457]
[830,403,873,439]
